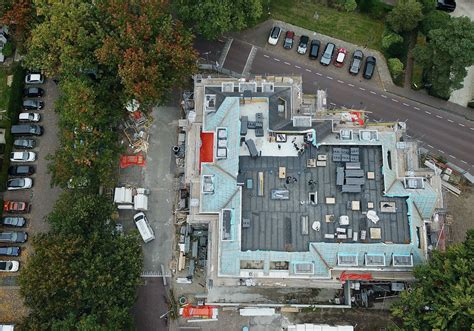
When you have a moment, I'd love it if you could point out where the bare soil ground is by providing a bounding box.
[446,185,474,244]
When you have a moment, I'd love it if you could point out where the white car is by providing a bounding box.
[19,112,41,122]
[268,26,281,45]
[25,73,44,84]
[10,152,36,162]
[7,178,33,190]
[0,260,19,272]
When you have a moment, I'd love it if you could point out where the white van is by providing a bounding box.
[133,212,155,243]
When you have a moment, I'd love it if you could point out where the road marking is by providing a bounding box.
[306,68,312,72]
[330,102,337,106]
[461,160,468,164]
[470,127,474,131]
[316,72,322,76]
[337,80,344,84]
[295,65,301,69]
[381,94,387,98]
[447,119,454,123]
[284,61,291,65]
[348,83,354,87]
[414,106,420,110]
[391,99,399,102]
[425,111,431,115]
[406,134,412,138]
[427,144,434,148]
[326,76,333,80]
[403,103,410,106]
[274,58,280,62]
[449,155,456,159]
[459,123,465,127]
[370,91,376,95]
[436,115,443,119]
[263,54,270,58]
[438,149,445,154]
[359,87,366,91]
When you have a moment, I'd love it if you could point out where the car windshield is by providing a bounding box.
[337,53,345,62]
[271,28,279,38]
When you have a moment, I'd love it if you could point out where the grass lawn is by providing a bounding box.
[0,68,11,111]
[270,0,385,51]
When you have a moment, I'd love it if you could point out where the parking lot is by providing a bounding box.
[0,76,61,284]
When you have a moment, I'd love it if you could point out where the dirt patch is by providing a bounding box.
[0,287,28,323]
[446,186,474,244]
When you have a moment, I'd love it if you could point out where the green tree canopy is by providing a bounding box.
[386,0,424,33]
[19,192,143,330]
[388,57,404,80]
[391,230,474,330]
[420,10,450,36]
[413,16,474,98]
[175,0,263,40]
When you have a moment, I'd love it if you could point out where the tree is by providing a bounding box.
[391,230,474,330]
[388,58,404,80]
[386,0,424,33]
[0,0,34,48]
[335,0,357,12]
[413,16,474,98]
[25,0,103,77]
[19,192,143,330]
[175,0,263,40]
[416,0,436,14]
[420,10,450,36]
[95,0,198,106]
[382,31,404,57]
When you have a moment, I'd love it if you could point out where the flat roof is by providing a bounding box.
[240,145,410,252]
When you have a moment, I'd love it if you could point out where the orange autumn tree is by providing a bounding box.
[0,0,34,48]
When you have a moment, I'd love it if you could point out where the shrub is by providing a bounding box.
[388,57,404,80]
[333,0,358,12]
[382,30,404,57]
[1,43,14,58]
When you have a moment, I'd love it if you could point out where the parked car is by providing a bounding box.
[1,217,26,227]
[11,124,43,136]
[10,151,36,162]
[25,73,44,84]
[297,35,310,55]
[22,99,44,110]
[334,48,347,67]
[349,50,364,75]
[133,212,155,243]
[13,138,36,149]
[436,0,456,11]
[309,40,321,59]
[3,201,30,213]
[0,261,19,272]
[0,246,21,257]
[7,178,33,190]
[283,31,295,49]
[363,56,376,79]
[23,87,44,98]
[320,43,335,66]
[19,112,41,122]
[268,26,281,45]
[8,165,35,176]
[0,232,28,243]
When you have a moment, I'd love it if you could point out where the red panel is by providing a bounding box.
[340,271,373,281]
[200,132,214,167]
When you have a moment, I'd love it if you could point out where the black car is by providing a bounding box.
[23,99,44,110]
[363,56,376,79]
[0,246,21,257]
[436,0,456,11]
[13,138,36,149]
[283,31,295,49]
[0,232,28,243]
[349,50,364,75]
[1,217,26,227]
[23,87,45,98]
[309,40,321,59]
[8,165,35,176]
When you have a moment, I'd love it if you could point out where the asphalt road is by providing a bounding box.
[197,38,474,171]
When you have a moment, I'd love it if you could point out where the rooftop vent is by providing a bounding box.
[359,130,378,142]
[222,82,234,93]
[293,262,314,274]
[365,253,386,267]
[205,94,216,111]
[403,177,424,189]
[392,254,413,267]
[262,82,274,93]
[337,253,358,266]
[202,175,214,194]
[293,116,312,127]
[340,129,353,141]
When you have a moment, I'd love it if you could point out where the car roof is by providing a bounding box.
[300,35,309,41]
[367,56,376,62]
[354,50,363,56]
[286,31,294,37]
[311,39,320,45]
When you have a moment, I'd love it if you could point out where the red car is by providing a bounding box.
[334,48,347,67]
[3,201,30,214]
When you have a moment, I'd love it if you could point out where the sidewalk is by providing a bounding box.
[230,19,473,121]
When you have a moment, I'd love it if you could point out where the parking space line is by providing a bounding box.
[436,115,443,119]
[403,103,410,106]
[461,160,468,164]
[348,83,354,87]
[427,144,434,148]
[284,61,291,65]
[369,91,376,95]
[471,128,474,131]
[263,54,270,58]
[315,72,322,76]
[273,58,280,62]
[326,76,333,80]
[449,155,456,159]
[295,65,301,69]
[330,102,336,106]
[459,123,465,127]
[306,68,312,72]
[425,111,431,115]
[447,119,454,123]
[359,87,365,91]
[438,149,445,154]
[414,106,420,110]
[391,99,399,102]
[337,80,344,84]
[380,94,387,98]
